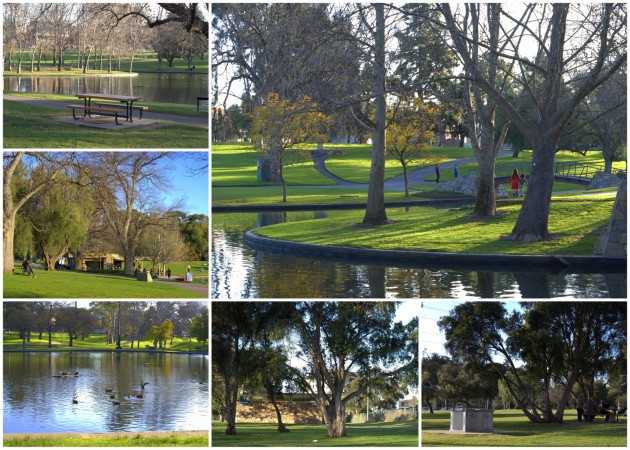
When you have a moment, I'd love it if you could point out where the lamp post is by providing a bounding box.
[116,301,122,350]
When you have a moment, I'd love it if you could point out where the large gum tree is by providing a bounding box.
[439,3,627,241]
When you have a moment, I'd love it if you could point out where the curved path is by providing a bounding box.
[4,94,208,127]
[311,149,513,191]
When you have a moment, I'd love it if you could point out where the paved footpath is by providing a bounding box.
[310,149,512,191]
[154,278,208,297]
[4,94,208,127]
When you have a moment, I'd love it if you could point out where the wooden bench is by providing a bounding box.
[67,104,122,125]
[197,96,208,112]
[93,102,149,120]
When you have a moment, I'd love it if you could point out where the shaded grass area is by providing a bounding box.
[253,194,615,256]
[212,420,418,447]
[4,434,208,447]
[4,266,205,298]
[212,142,334,187]
[3,331,207,353]
[422,410,626,447]
[4,92,208,117]
[212,187,426,206]
[3,101,208,148]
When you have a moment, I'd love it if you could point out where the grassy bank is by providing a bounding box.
[4,100,208,148]
[4,434,208,447]
[212,420,418,447]
[253,193,615,256]
[4,69,135,76]
[4,266,206,298]
[422,410,626,446]
[3,331,207,353]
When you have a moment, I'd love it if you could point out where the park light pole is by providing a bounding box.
[116,302,122,349]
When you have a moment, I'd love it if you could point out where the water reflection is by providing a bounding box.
[4,73,208,104]
[3,352,208,433]
[211,210,626,299]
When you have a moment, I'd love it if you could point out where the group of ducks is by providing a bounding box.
[72,382,149,406]
[53,370,80,378]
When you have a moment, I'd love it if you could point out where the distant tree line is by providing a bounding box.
[3,301,209,349]
[3,3,207,74]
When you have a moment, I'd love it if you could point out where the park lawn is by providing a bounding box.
[212,142,334,186]
[4,434,208,447]
[6,51,208,73]
[422,410,626,447]
[312,144,475,184]
[3,92,208,117]
[253,193,616,256]
[3,101,208,148]
[212,420,418,447]
[4,268,205,298]
[152,260,209,285]
[212,186,418,206]
[3,332,207,352]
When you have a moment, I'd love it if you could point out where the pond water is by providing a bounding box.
[3,73,208,104]
[3,352,208,433]
[212,210,626,299]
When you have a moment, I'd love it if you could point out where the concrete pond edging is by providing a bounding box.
[245,231,626,274]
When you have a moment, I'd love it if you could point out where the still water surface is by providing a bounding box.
[3,352,208,433]
[4,73,208,104]
[212,210,625,299]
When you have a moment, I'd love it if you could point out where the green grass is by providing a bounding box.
[211,142,334,187]
[254,193,616,256]
[212,187,424,206]
[323,144,475,183]
[4,434,208,447]
[3,100,208,148]
[4,92,209,116]
[212,420,418,447]
[422,410,626,446]
[4,266,205,298]
[3,331,206,352]
[6,50,208,74]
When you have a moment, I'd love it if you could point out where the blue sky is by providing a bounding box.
[421,301,521,358]
[158,152,209,216]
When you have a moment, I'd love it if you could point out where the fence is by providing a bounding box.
[348,407,418,424]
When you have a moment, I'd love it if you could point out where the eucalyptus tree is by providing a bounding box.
[438,301,626,423]
[3,152,75,273]
[438,3,627,241]
[290,302,417,437]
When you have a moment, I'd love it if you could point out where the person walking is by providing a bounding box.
[454,165,459,178]
[576,394,585,422]
[518,173,528,197]
[509,169,520,197]
[166,268,171,279]
[435,164,441,183]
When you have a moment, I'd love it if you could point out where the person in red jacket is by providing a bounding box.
[509,169,520,197]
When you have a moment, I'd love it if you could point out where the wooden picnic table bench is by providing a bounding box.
[92,102,149,120]
[71,93,144,124]
[67,104,123,125]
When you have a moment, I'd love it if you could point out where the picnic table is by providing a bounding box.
[67,93,147,125]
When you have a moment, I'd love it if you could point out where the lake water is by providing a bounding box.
[212,210,626,299]
[3,352,209,433]
[3,73,208,104]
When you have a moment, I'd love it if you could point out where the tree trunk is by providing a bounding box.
[362,4,389,226]
[68,333,74,347]
[3,214,16,274]
[269,391,289,432]
[510,139,556,241]
[425,399,434,414]
[474,148,497,216]
[37,47,42,71]
[124,254,134,276]
[403,164,409,197]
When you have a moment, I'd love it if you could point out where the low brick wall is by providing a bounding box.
[236,402,322,424]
